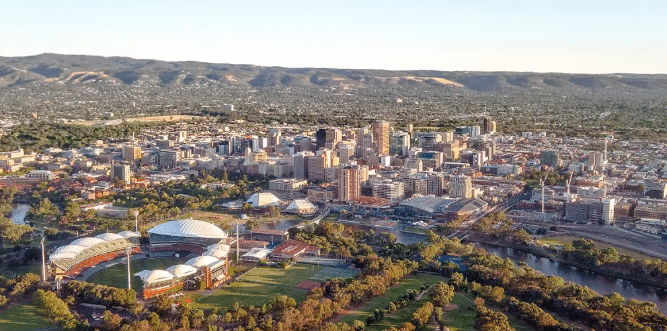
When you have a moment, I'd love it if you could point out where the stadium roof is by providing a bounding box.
[165,265,199,278]
[70,237,106,248]
[203,247,229,259]
[147,219,227,239]
[135,270,174,285]
[246,192,280,207]
[207,243,231,251]
[185,255,221,268]
[118,231,141,238]
[95,233,124,241]
[398,196,457,214]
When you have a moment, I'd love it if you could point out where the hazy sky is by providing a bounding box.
[2,1,666,73]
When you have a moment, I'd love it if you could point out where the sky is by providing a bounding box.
[1,1,666,74]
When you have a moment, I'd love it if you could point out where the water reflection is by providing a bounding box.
[478,243,667,314]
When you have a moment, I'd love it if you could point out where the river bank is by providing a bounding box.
[468,237,667,290]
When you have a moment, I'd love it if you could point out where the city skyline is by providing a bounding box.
[2,1,666,74]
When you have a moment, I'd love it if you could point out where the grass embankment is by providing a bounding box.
[0,304,54,330]
[540,235,654,260]
[187,263,323,309]
[87,257,188,292]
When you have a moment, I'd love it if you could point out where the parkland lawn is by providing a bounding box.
[0,304,54,331]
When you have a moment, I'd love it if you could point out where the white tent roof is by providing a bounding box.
[246,193,280,207]
[185,255,221,268]
[203,248,229,259]
[147,219,227,239]
[118,231,141,238]
[50,245,87,261]
[70,237,106,248]
[95,233,124,241]
[284,199,316,213]
[165,265,199,278]
[241,248,272,260]
[134,269,174,285]
[207,243,231,251]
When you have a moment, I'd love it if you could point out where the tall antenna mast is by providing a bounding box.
[40,235,47,284]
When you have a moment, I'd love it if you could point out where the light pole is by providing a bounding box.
[40,235,46,284]
[126,246,132,290]
[234,220,240,262]
[133,210,139,233]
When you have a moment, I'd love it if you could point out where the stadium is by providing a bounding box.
[48,231,141,279]
[147,218,228,254]
[135,243,230,299]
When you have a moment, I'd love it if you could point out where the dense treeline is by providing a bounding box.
[465,248,667,331]
[63,281,138,310]
[0,272,45,308]
[0,122,173,153]
[33,289,87,330]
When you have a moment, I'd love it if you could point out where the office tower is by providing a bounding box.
[325,128,343,149]
[427,173,447,196]
[111,164,131,185]
[417,132,443,150]
[450,174,472,198]
[294,152,313,179]
[269,129,281,147]
[539,150,560,167]
[372,121,390,155]
[158,150,181,169]
[482,116,497,134]
[403,173,428,197]
[338,142,355,164]
[315,129,327,150]
[122,145,142,163]
[442,141,460,160]
[390,131,410,156]
[338,166,360,201]
[217,140,231,156]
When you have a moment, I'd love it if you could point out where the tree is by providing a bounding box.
[411,302,434,328]
[430,282,454,307]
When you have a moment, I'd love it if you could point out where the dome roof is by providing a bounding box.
[95,233,124,241]
[185,255,221,268]
[117,231,141,238]
[134,270,174,284]
[147,219,227,239]
[165,264,199,278]
[203,248,229,259]
[70,237,106,248]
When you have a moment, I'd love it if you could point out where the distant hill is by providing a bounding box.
[2,53,667,94]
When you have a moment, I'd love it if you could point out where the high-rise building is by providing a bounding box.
[338,166,360,201]
[482,117,497,134]
[373,180,404,200]
[316,128,342,150]
[111,164,131,185]
[372,121,390,155]
[449,174,472,198]
[427,173,447,196]
[269,129,281,147]
[417,132,443,150]
[390,131,410,156]
[338,142,355,164]
[122,145,142,163]
[442,141,460,160]
[403,173,428,197]
[539,150,560,167]
[294,152,313,179]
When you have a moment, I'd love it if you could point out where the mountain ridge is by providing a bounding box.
[2,53,667,94]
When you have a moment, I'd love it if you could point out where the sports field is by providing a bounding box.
[309,266,358,281]
[0,304,54,331]
[87,257,188,292]
[188,263,316,309]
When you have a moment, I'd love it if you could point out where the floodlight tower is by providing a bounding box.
[133,210,139,233]
[234,220,240,261]
[126,246,132,290]
[40,235,47,284]
[566,172,573,196]
[540,176,546,216]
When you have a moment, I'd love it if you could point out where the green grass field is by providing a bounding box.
[308,266,358,282]
[0,304,54,331]
[87,257,188,292]
[336,273,446,329]
[540,235,653,260]
[187,263,322,309]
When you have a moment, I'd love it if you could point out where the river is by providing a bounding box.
[477,243,667,314]
[9,204,30,225]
